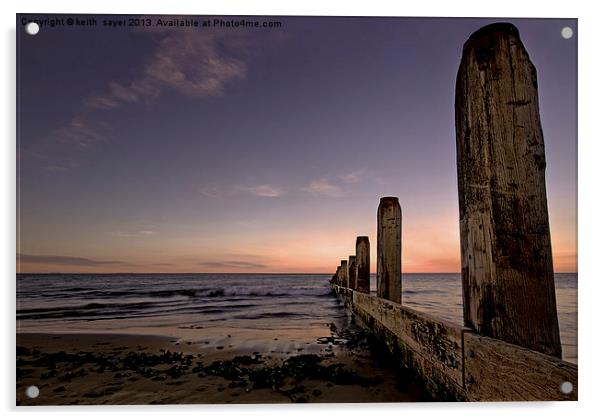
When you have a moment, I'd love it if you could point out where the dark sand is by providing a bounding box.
[16,321,431,405]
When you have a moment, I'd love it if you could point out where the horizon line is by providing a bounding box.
[16,271,578,275]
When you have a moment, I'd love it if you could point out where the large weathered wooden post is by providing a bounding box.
[455,22,561,357]
[340,260,349,288]
[347,256,357,290]
[355,236,370,293]
[377,197,402,303]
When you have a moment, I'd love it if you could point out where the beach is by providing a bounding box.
[16,324,431,405]
[16,273,577,404]
[14,12,579,407]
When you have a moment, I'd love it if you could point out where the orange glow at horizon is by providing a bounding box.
[16,219,577,274]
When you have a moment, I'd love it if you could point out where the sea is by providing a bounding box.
[16,273,577,364]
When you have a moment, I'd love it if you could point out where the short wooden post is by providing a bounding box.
[347,256,357,290]
[336,265,342,286]
[377,197,402,303]
[340,260,348,288]
[355,236,370,293]
[455,22,561,357]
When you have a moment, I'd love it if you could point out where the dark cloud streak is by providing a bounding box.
[17,253,126,267]
[198,260,267,269]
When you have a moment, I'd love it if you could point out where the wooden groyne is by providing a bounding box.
[332,285,577,401]
[377,197,402,303]
[355,236,370,294]
[329,22,577,402]
[456,22,562,358]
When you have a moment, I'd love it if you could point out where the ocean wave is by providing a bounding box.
[16,301,157,320]
[28,286,334,301]
[233,311,303,320]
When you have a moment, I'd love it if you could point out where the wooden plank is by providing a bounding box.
[333,285,577,402]
[463,331,577,401]
[351,297,467,401]
[353,291,465,389]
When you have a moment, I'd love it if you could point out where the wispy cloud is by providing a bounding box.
[109,230,158,238]
[21,117,110,172]
[17,253,125,267]
[85,32,247,110]
[198,260,267,269]
[23,27,264,173]
[338,169,365,184]
[202,178,356,199]
[301,178,346,197]
[199,183,284,198]
[198,186,224,198]
[234,184,284,197]
[227,253,264,259]
[54,117,108,149]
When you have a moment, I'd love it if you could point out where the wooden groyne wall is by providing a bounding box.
[329,22,577,402]
[332,286,577,401]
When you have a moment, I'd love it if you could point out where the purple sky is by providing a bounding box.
[17,15,577,273]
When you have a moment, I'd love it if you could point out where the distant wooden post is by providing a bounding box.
[455,22,561,357]
[356,236,370,293]
[348,256,357,290]
[377,197,402,303]
[340,260,348,288]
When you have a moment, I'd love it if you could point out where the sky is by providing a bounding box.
[16,15,577,273]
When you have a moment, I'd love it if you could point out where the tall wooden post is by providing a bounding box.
[348,256,357,290]
[455,22,561,357]
[377,197,402,303]
[356,236,370,293]
[340,260,348,288]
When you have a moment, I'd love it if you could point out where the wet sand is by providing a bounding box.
[16,320,432,405]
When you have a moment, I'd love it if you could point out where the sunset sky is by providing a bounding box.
[17,16,577,273]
